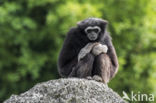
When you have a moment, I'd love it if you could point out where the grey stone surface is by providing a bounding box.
[4,78,127,103]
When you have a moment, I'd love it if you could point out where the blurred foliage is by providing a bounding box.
[0,0,156,102]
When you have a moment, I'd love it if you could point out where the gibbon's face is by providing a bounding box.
[77,18,108,41]
[84,26,101,41]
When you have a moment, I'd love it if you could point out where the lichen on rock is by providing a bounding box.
[4,78,127,103]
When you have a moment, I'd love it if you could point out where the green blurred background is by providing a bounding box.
[0,0,156,102]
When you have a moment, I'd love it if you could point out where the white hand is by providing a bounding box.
[92,44,108,56]
[78,43,95,61]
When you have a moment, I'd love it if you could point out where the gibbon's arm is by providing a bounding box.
[105,37,119,78]
[58,28,78,77]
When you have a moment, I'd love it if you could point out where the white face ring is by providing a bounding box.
[85,26,101,34]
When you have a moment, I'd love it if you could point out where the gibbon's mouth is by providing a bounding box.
[89,36,97,40]
[87,33,98,41]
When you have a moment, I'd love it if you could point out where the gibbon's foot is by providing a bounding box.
[93,75,102,82]
[86,76,92,80]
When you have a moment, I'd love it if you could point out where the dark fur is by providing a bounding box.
[58,18,119,83]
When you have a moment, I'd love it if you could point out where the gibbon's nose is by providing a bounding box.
[88,32,98,40]
[91,32,98,37]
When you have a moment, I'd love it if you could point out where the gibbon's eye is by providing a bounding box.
[92,28,99,33]
[86,29,92,33]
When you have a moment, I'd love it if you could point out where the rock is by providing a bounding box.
[4,78,127,103]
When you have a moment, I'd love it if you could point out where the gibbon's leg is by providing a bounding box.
[70,53,95,78]
[93,53,111,83]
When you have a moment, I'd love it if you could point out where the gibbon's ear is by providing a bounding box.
[101,19,108,24]
[100,19,108,28]
[98,19,108,33]
[77,20,85,29]
[77,21,81,26]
